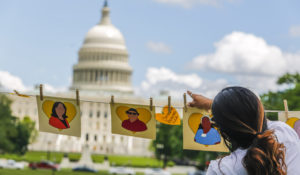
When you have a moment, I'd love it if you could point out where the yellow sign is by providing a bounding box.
[37,96,81,137]
[156,105,180,125]
[183,107,228,152]
[111,103,156,139]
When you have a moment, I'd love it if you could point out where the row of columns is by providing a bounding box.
[79,53,127,62]
[73,69,130,84]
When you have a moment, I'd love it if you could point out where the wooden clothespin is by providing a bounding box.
[183,93,187,112]
[111,95,114,105]
[12,90,30,98]
[150,97,153,111]
[39,84,43,101]
[76,89,80,106]
[283,99,289,120]
[168,96,171,114]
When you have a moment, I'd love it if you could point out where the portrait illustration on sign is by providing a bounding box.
[111,103,156,139]
[121,108,147,132]
[48,102,70,129]
[183,107,228,152]
[193,115,221,145]
[37,96,81,137]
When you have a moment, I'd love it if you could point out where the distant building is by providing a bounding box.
[10,1,152,156]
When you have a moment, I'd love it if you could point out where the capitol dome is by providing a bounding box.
[71,1,133,93]
[82,3,126,50]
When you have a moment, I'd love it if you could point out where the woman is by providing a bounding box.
[188,87,300,175]
[194,116,221,145]
[49,102,70,129]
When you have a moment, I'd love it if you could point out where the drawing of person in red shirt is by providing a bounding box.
[49,102,70,129]
[122,108,147,132]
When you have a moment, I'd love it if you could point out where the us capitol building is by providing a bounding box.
[10,2,152,156]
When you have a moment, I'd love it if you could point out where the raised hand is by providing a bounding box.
[187,91,213,110]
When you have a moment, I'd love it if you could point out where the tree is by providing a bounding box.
[0,94,37,154]
[152,123,177,168]
[13,116,37,154]
[0,95,18,153]
[277,72,300,85]
[261,72,300,120]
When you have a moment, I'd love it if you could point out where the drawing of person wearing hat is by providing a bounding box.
[122,108,147,132]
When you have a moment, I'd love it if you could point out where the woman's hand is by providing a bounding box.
[187,91,213,110]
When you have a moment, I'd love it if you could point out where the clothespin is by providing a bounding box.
[12,90,30,98]
[76,89,80,106]
[39,84,43,101]
[111,95,114,105]
[168,96,171,114]
[150,97,153,111]
[283,99,289,120]
[183,93,187,112]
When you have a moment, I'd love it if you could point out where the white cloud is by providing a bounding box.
[146,41,172,54]
[136,67,228,98]
[142,67,202,89]
[289,25,300,37]
[188,32,289,76]
[235,75,278,94]
[0,70,67,93]
[153,0,235,8]
[0,71,28,91]
[187,31,300,93]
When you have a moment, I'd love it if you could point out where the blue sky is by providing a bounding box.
[0,0,300,97]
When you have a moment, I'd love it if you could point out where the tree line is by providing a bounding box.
[0,94,37,155]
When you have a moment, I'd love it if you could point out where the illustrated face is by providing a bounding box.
[127,111,139,123]
[55,103,65,118]
[294,120,300,138]
[202,117,211,133]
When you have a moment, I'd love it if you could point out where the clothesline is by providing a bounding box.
[0,91,289,113]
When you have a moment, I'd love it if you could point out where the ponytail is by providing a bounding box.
[243,130,287,175]
[212,87,287,175]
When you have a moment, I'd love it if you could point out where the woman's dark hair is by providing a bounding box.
[51,102,68,119]
[212,86,286,175]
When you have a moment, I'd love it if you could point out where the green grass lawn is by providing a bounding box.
[91,154,105,163]
[68,153,81,162]
[0,151,63,163]
[108,155,174,168]
[0,151,174,168]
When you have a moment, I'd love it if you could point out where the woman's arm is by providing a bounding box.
[187,91,213,110]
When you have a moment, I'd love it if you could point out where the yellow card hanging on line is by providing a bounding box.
[110,102,156,139]
[36,95,81,137]
[156,105,181,125]
[183,107,228,152]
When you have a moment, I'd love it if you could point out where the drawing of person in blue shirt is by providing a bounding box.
[194,115,221,145]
